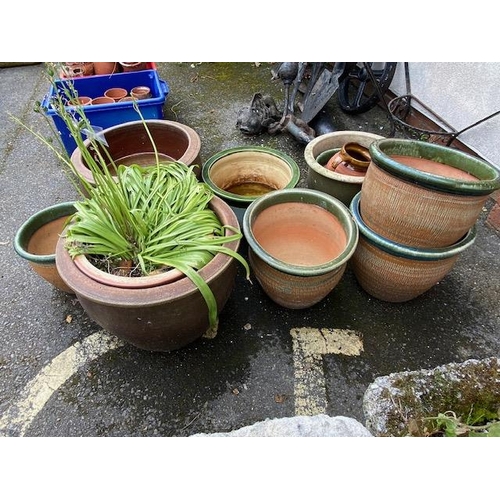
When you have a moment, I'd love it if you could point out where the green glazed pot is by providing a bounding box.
[202,146,300,227]
[14,201,77,293]
[243,188,358,309]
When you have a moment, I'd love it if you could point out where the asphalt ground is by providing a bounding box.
[1,63,499,477]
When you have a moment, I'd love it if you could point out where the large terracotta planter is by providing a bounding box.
[14,202,76,293]
[70,119,202,187]
[304,130,384,206]
[55,196,240,352]
[202,146,300,226]
[350,192,477,302]
[243,188,358,309]
[360,138,500,248]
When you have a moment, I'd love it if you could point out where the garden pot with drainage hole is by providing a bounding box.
[304,130,384,206]
[360,138,500,248]
[202,146,300,227]
[14,201,77,293]
[243,188,358,309]
[349,192,477,302]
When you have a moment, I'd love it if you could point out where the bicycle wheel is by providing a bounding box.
[338,62,397,114]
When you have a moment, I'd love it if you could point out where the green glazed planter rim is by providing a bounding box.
[243,188,359,276]
[369,138,500,195]
[202,146,301,205]
[14,201,76,264]
[350,192,477,261]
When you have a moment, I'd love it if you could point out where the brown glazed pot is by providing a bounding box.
[350,192,477,302]
[360,138,500,248]
[70,120,203,187]
[55,196,240,352]
[14,202,76,293]
[243,188,358,309]
[304,130,384,206]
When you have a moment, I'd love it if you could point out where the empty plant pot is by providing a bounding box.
[243,188,359,309]
[360,138,500,248]
[14,201,77,293]
[70,119,202,187]
[202,146,300,226]
[304,130,384,206]
[104,87,128,102]
[350,192,477,302]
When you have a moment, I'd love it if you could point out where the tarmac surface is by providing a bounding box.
[0,62,499,437]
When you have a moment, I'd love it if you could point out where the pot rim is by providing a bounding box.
[55,196,240,306]
[369,138,500,195]
[14,201,76,264]
[243,188,359,276]
[350,192,477,260]
[304,131,384,185]
[201,146,301,204]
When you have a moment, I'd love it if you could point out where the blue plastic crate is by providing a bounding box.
[42,69,169,155]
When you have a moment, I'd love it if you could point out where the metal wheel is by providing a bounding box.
[338,62,397,114]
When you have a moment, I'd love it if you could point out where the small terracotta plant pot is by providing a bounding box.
[349,192,477,302]
[243,188,359,309]
[14,202,77,293]
[130,86,152,100]
[202,146,300,226]
[120,62,147,72]
[104,87,128,102]
[70,119,203,188]
[304,130,384,206]
[55,196,240,352]
[69,96,92,106]
[93,62,118,75]
[91,96,115,105]
[360,138,500,248]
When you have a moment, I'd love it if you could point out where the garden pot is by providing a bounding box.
[131,86,152,100]
[104,87,128,102]
[120,62,147,72]
[304,130,384,206]
[70,119,202,188]
[55,196,240,352]
[93,62,118,75]
[91,96,115,105]
[350,192,477,302]
[14,201,76,294]
[360,138,500,248]
[202,146,300,226]
[243,188,358,309]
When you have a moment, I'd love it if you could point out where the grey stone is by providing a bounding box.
[191,414,373,437]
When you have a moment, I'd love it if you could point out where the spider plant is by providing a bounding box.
[12,62,250,329]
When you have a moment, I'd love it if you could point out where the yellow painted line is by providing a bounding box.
[0,331,125,437]
[291,327,363,417]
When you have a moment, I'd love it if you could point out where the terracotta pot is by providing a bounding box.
[104,87,128,102]
[91,96,115,105]
[360,138,500,248]
[69,96,92,106]
[120,62,147,72]
[304,130,384,206]
[61,62,94,78]
[70,119,203,188]
[130,86,152,100]
[93,62,118,75]
[325,142,371,176]
[350,192,477,302]
[55,196,240,352]
[202,146,300,226]
[243,188,359,309]
[14,202,76,293]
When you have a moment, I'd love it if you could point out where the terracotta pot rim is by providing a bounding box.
[201,146,301,204]
[14,201,76,264]
[370,138,500,195]
[55,196,240,306]
[350,192,477,260]
[243,188,358,276]
[304,131,384,184]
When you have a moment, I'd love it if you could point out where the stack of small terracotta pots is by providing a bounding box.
[349,138,500,302]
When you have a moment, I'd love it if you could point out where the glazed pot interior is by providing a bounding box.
[370,138,500,194]
[244,188,358,276]
[202,148,300,203]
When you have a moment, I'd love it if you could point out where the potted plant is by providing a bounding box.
[13,63,250,352]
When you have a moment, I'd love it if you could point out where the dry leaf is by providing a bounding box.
[65,315,72,323]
